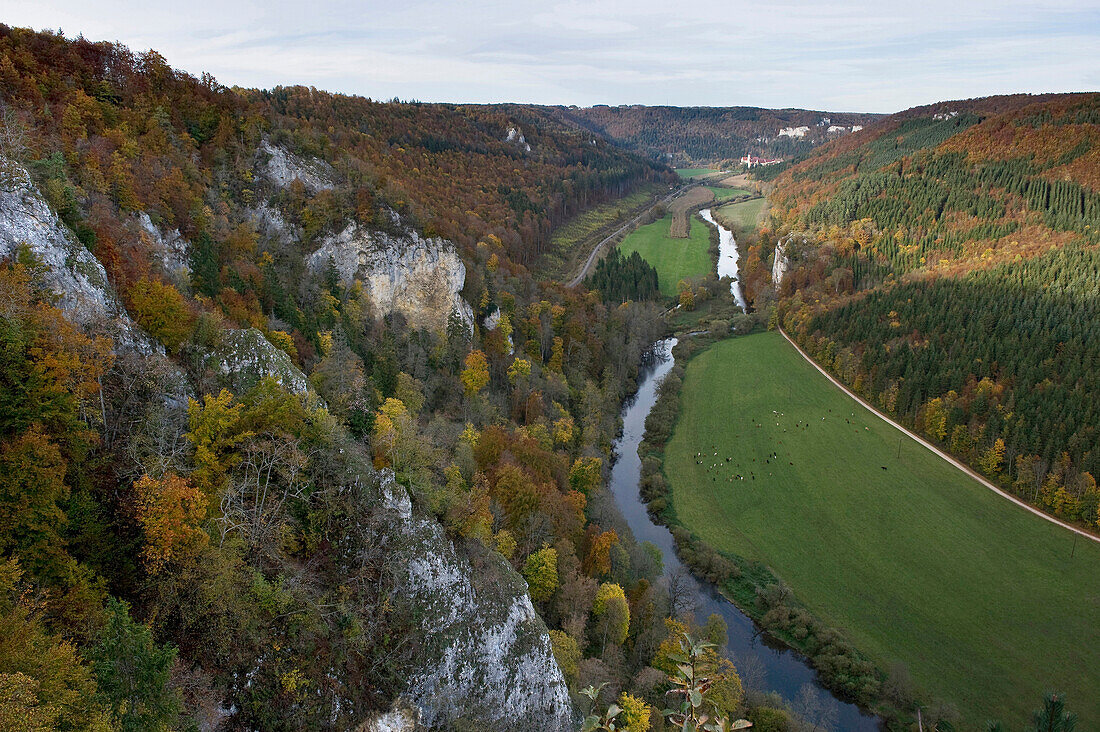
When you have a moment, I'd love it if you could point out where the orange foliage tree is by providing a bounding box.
[133,473,209,574]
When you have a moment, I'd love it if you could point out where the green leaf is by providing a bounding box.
[690,688,703,708]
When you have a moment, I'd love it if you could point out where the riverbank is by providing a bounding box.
[635,332,902,725]
[652,331,1100,728]
[609,337,880,730]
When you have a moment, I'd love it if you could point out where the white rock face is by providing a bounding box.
[378,472,575,732]
[362,703,420,732]
[505,126,532,152]
[778,126,810,138]
[136,211,190,280]
[259,140,334,193]
[203,328,309,395]
[0,164,157,354]
[308,222,474,331]
[772,238,790,286]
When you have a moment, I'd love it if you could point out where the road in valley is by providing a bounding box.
[567,185,689,288]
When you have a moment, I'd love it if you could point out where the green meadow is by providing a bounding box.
[665,331,1100,727]
[618,214,712,296]
[714,197,767,232]
[675,167,720,179]
[705,185,752,201]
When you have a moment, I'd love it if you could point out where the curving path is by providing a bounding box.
[567,185,689,288]
[778,327,1100,545]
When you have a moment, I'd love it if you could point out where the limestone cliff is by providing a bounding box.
[258,139,335,193]
[772,238,789,286]
[308,222,474,331]
[135,211,191,284]
[252,141,474,332]
[0,164,158,355]
[773,233,813,287]
[199,327,310,396]
[378,473,575,731]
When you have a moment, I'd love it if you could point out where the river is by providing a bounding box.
[699,208,748,310]
[610,339,879,730]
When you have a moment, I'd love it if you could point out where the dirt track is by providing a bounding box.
[567,186,686,288]
[779,327,1100,545]
[718,173,757,189]
[669,186,714,238]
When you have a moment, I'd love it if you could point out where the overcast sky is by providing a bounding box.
[6,0,1100,113]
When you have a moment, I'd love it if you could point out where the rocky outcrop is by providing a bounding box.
[136,211,190,282]
[505,126,532,153]
[772,238,789,286]
[378,473,574,731]
[0,164,158,354]
[200,327,309,395]
[772,233,814,287]
[259,140,334,193]
[360,702,421,732]
[308,222,474,331]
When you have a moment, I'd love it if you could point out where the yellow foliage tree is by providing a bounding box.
[569,456,602,495]
[593,582,630,646]
[978,438,1006,476]
[461,350,490,397]
[549,629,580,685]
[185,389,248,498]
[617,692,653,732]
[677,280,695,310]
[372,398,412,469]
[522,546,559,603]
[553,416,575,446]
[507,357,531,384]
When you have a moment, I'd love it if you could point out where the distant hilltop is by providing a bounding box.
[531,105,884,167]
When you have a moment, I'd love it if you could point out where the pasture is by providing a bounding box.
[665,331,1100,727]
[675,167,721,179]
[706,185,752,201]
[714,197,767,233]
[619,214,712,296]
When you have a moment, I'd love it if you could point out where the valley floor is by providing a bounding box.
[619,213,712,296]
[665,331,1100,727]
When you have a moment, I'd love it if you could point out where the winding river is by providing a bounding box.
[611,343,879,730]
[699,208,748,310]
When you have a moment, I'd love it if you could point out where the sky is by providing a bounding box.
[6,0,1100,113]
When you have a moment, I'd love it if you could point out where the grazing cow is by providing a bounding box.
[881,466,888,471]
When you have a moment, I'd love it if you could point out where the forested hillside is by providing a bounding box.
[0,26,761,731]
[747,93,1100,531]
[541,105,882,166]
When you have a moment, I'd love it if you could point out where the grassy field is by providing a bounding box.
[665,332,1100,727]
[619,214,712,296]
[706,186,752,201]
[542,184,663,278]
[714,197,767,233]
[675,167,720,179]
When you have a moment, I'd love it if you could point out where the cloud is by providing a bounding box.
[5,0,1099,112]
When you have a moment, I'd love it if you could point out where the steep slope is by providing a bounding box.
[753,93,1100,532]
[0,26,685,732]
[539,104,883,166]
